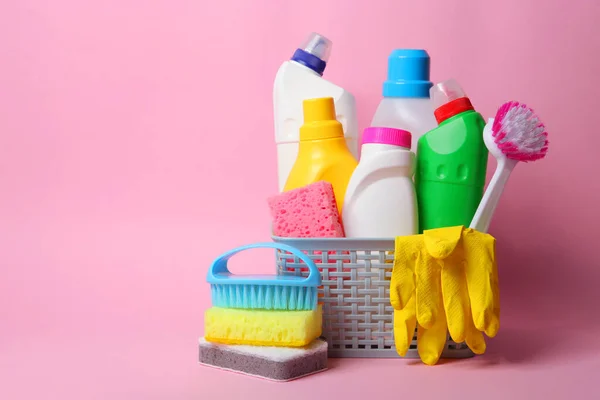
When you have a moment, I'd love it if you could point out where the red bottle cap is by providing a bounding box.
[434,97,474,124]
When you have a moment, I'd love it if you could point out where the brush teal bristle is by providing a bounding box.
[210,284,318,311]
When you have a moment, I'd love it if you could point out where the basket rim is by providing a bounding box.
[271,235,395,251]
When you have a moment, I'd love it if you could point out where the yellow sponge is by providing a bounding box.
[204,305,322,347]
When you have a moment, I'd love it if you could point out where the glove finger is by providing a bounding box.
[465,307,487,354]
[416,254,441,329]
[464,233,497,334]
[417,302,448,366]
[390,237,419,310]
[487,242,500,338]
[390,260,414,311]
[441,258,469,343]
[393,295,417,357]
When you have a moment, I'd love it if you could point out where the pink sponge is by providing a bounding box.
[268,181,345,238]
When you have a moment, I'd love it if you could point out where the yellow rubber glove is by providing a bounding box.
[423,226,498,353]
[424,227,488,355]
[390,226,499,365]
[390,235,448,365]
[390,234,448,365]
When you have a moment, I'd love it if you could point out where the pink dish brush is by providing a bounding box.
[470,101,549,233]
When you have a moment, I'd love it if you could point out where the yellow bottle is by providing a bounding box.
[284,97,358,215]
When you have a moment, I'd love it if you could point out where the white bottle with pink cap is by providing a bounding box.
[342,127,418,238]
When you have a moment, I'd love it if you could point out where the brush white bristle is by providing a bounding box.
[492,101,549,162]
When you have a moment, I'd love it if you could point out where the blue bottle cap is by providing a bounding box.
[383,49,433,98]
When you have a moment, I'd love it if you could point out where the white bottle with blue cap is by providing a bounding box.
[371,49,437,153]
[274,32,358,192]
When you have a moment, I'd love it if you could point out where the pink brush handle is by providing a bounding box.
[470,158,518,233]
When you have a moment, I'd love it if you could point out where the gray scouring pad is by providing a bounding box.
[198,337,328,382]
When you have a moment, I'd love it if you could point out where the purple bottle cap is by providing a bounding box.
[362,127,412,149]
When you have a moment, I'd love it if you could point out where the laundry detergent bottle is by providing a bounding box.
[274,32,358,191]
[415,79,488,232]
[283,97,358,215]
[343,127,418,238]
[370,49,437,153]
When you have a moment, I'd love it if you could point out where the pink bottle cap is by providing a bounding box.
[362,127,412,149]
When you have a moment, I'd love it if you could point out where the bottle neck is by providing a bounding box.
[299,136,348,152]
[290,49,326,76]
[361,143,407,158]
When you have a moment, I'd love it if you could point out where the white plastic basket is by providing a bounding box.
[271,236,474,359]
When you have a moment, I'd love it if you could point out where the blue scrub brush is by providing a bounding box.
[206,242,321,311]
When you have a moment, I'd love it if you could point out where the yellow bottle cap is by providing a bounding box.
[300,97,344,141]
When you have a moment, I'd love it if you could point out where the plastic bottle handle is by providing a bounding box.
[208,242,321,286]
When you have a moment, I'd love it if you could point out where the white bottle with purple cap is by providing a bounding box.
[342,127,418,238]
[273,32,358,192]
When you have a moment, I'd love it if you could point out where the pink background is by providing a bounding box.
[2,0,599,398]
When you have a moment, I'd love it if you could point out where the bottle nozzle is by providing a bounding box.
[300,33,332,62]
[300,97,343,141]
[430,79,474,123]
[430,79,467,109]
[303,97,336,123]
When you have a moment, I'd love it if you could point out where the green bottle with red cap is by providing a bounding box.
[415,79,489,232]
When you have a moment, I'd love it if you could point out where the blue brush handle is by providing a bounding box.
[207,242,321,287]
